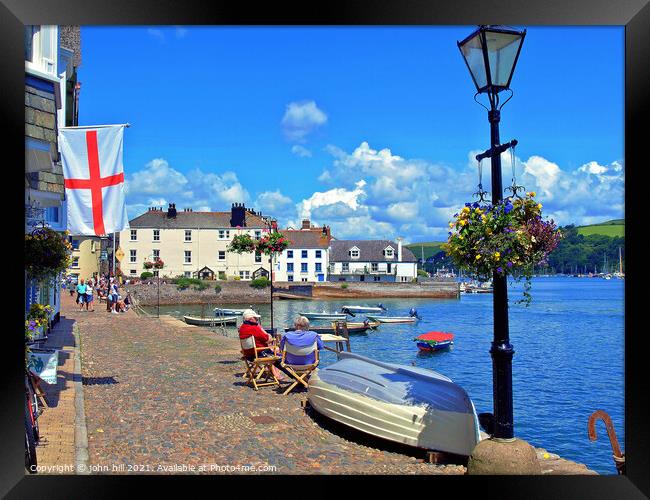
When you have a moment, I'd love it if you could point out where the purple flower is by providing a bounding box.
[507,261,513,268]
[497,267,503,273]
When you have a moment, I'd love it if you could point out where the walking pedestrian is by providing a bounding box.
[76,278,87,311]
[85,278,95,312]
[110,280,120,314]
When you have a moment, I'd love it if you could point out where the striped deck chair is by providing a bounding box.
[240,336,281,390]
[280,340,320,395]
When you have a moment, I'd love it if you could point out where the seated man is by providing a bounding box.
[238,309,274,359]
[281,316,323,365]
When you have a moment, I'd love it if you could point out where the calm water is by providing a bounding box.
[143,276,624,474]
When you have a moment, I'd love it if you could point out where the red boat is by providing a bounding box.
[414,331,454,352]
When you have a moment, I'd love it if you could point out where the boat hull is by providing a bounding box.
[183,315,238,326]
[214,308,247,315]
[301,313,348,321]
[307,352,480,456]
[366,315,417,323]
[416,341,453,352]
[341,306,385,314]
[284,321,378,335]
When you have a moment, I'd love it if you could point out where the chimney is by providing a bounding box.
[301,219,311,230]
[167,203,177,219]
[230,202,246,227]
[397,237,403,261]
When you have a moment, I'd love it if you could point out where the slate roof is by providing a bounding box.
[280,229,331,249]
[129,210,267,229]
[329,240,417,263]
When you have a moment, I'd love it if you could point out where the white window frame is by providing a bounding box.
[254,230,261,240]
[25,25,57,76]
[350,248,360,259]
[255,251,262,263]
[287,250,293,259]
[218,251,226,261]
[315,262,322,273]
[301,263,308,273]
[315,250,322,258]
[130,229,137,241]
[130,269,137,275]
[153,229,160,241]
[301,250,308,259]
[184,250,192,264]
[153,249,160,260]
[71,257,79,268]
[218,229,231,240]
[185,230,192,242]
[342,263,350,272]
[130,250,137,263]
[239,270,250,280]
[371,263,379,272]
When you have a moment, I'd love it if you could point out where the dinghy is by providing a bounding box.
[284,320,380,335]
[308,352,481,456]
[183,315,238,326]
[301,312,349,321]
[341,304,386,314]
[415,332,454,352]
[214,307,248,315]
[366,315,418,324]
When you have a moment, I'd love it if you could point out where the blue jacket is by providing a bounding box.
[281,330,323,365]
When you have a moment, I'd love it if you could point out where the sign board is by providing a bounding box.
[100,251,108,261]
[27,350,59,385]
[115,247,125,262]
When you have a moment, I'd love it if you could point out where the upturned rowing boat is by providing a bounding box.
[307,352,481,456]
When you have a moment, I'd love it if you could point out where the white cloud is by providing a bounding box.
[255,190,294,214]
[297,180,366,220]
[291,145,312,157]
[281,101,327,143]
[124,158,250,217]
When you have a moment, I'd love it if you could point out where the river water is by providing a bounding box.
[142,276,624,475]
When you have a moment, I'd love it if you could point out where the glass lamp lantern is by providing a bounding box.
[458,25,526,94]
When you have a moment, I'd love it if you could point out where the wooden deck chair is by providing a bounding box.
[240,336,281,390]
[280,340,320,395]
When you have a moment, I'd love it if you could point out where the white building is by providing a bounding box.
[328,239,418,282]
[274,220,332,282]
[119,203,272,280]
[25,26,82,324]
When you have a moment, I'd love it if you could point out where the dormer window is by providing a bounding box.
[384,247,395,259]
[349,247,360,259]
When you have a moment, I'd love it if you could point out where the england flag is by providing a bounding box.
[59,125,129,236]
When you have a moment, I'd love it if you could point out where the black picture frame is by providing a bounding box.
[3,0,647,497]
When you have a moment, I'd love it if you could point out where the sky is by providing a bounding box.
[77,26,624,243]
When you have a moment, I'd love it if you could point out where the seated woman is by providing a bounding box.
[280,316,323,365]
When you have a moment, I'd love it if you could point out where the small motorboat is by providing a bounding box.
[341,304,386,314]
[308,352,481,456]
[301,312,349,321]
[214,307,248,316]
[183,315,238,326]
[415,331,454,352]
[367,309,421,324]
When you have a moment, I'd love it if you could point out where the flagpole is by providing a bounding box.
[112,232,116,278]
[60,123,131,129]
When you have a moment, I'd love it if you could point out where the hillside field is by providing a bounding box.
[405,242,446,260]
[576,219,624,237]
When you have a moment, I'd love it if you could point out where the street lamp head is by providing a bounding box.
[458,25,526,95]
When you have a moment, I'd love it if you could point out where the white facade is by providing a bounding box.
[275,247,329,283]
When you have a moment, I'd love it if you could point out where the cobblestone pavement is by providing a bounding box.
[63,293,595,475]
[32,313,77,473]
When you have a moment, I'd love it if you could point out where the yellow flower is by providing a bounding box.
[527,191,536,197]
[494,252,500,259]
[458,235,464,240]
[449,222,454,228]
[459,219,467,226]
[537,203,543,209]
[475,208,482,215]
[475,254,481,260]
[462,207,470,213]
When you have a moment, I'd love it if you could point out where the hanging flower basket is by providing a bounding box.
[25,304,53,341]
[25,227,72,283]
[228,234,257,254]
[443,192,561,304]
[153,259,164,269]
[143,261,154,269]
[256,231,290,256]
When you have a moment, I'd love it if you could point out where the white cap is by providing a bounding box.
[242,309,261,320]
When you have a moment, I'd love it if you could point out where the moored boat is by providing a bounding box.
[414,331,454,352]
[183,315,238,326]
[284,320,381,335]
[366,315,419,324]
[341,304,386,314]
[301,312,349,321]
[307,352,481,456]
[214,307,248,315]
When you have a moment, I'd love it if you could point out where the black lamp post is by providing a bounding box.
[458,25,526,440]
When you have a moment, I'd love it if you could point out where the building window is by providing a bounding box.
[71,238,80,250]
[288,275,294,282]
[71,257,79,268]
[301,250,308,258]
[301,263,308,273]
[130,269,137,275]
[315,250,322,258]
[130,229,137,241]
[287,263,294,272]
[218,251,226,261]
[184,271,191,278]
[239,270,250,280]
[385,248,394,258]
[315,263,322,272]
[301,278,308,282]
[254,230,261,240]
[153,229,160,241]
[342,263,349,272]
[130,250,136,263]
[184,251,191,263]
[185,230,192,242]
[371,263,379,272]
[255,252,262,263]
[350,249,359,258]
[218,229,231,239]
[153,249,160,260]
[44,206,59,224]
[287,250,293,259]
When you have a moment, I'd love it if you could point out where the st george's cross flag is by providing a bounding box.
[59,125,129,235]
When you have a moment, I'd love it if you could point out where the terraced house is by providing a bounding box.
[25,25,82,323]
[274,219,333,282]
[328,239,418,282]
[119,203,273,280]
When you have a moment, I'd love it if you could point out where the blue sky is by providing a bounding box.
[78,26,624,242]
